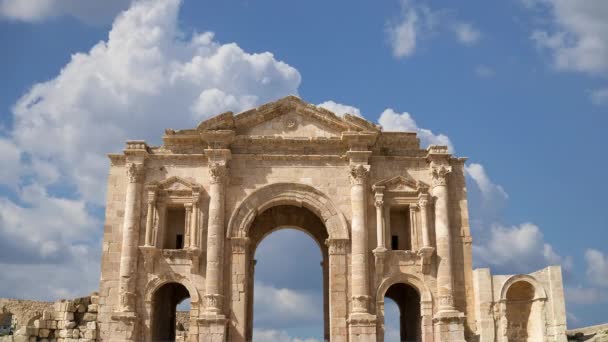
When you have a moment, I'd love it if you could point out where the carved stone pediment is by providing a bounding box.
[148,176,201,195]
[193,96,379,139]
[373,175,427,194]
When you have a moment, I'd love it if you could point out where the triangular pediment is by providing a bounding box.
[195,96,379,138]
[373,175,428,193]
[151,177,199,192]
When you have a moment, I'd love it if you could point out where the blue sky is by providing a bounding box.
[0,0,607,340]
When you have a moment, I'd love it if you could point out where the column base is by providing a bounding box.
[348,313,377,342]
[198,314,228,342]
[110,311,139,342]
[433,310,466,342]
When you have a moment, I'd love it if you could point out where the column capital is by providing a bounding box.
[349,164,370,185]
[209,163,228,184]
[374,191,384,208]
[126,163,145,184]
[431,164,452,187]
[409,203,419,212]
[146,189,156,205]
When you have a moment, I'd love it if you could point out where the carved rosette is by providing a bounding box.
[352,295,370,313]
[325,239,348,255]
[126,163,144,184]
[209,163,227,184]
[431,164,452,187]
[231,237,250,254]
[349,164,369,185]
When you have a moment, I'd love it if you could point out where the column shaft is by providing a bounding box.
[419,195,430,248]
[349,164,370,313]
[204,163,227,313]
[118,163,143,312]
[374,192,385,250]
[144,196,155,247]
[190,202,199,248]
[432,165,456,312]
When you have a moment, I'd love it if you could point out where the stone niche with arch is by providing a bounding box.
[473,266,568,342]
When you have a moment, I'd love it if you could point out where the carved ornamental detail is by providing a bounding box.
[126,163,144,183]
[349,164,369,185]
[431,164,452,187]
[209,163,228,184]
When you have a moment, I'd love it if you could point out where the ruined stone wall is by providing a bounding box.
[0,294,99,342]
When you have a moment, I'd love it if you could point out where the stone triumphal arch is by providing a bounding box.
[97,96,568,341]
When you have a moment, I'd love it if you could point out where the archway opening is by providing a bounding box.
[505,281,535,342]
[152,282,191,342]
[384,283,421,342]
[248,205,328,342]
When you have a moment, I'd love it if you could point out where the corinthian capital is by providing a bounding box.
[431,164,452,187]
[349,164,369,185]
[126,163,144,183]
[209,163,227,184]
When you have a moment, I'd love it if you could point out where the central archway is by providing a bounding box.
[227,183,349,342]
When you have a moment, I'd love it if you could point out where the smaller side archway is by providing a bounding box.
[499,275,548,342]
[145,274,200,342]
[376,273,434,342]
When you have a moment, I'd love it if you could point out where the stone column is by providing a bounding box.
[190,193,200,249]
[418,193,431,249]
[429,156,465,342]
[118,162,144,312]
[144,189,156,247]
[184,203,192,248]
[348,163,376,342]
[204,162,228,314]
[432,163,456,312]
[373,188,386,251]
[349,164,371,314]
[326,238,349,342]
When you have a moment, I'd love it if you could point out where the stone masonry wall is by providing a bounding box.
[0,294,99,342]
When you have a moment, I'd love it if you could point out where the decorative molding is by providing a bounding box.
[231,237,250,254]
[326,239,349,255]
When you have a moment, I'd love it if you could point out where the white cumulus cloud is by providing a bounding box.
[473,223,571,274]
[585,249,608,287]
[11,0,300,205]
[0,0,301,301]
[528,0,608,75]
[0,0,132,24]
[254,282,321,325]
[317,100,362,117]
[378,108,453,151]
